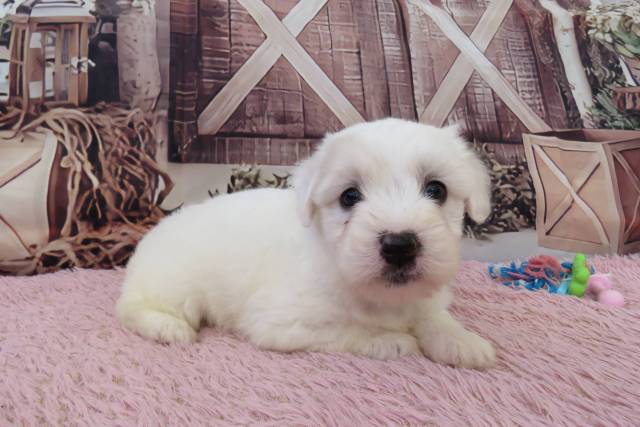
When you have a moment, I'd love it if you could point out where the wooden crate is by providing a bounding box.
[169,0,580,165]
[523,129,640,255]
[0,130,63,261]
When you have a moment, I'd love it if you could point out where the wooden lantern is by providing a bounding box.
[524,129,640,255]
[6,0,95,109]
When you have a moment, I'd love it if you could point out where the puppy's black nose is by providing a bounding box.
[379,232,421,268]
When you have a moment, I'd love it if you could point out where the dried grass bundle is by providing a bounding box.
[208,165,289,198]
[0,103,172,275]
[464,144,536,239]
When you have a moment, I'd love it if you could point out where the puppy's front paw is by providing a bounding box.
[422,330,495,370]
[361,332,421,360]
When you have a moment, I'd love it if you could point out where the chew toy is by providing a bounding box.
[488,253,624,308]
[587,274,625,308]
[567,253,590,297]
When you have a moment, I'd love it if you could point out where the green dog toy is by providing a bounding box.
[568,253,590,297]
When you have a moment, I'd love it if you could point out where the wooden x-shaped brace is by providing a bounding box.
[198,0,364,135]
[533,145,609,245]
[612,152,640,241]
[411,0,552,133]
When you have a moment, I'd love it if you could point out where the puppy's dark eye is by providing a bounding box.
[340,187,363,209]
[423,180,447,203]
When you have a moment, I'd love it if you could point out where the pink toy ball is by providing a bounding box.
[597,289,625,308]
[588,274,613,294]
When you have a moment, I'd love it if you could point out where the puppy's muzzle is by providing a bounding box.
[379,232,421,269]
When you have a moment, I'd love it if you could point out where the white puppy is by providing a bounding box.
[116,118,496,369]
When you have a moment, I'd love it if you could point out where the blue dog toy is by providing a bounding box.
[487,255,594,295]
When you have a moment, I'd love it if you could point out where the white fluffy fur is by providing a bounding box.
[116,118,496,369]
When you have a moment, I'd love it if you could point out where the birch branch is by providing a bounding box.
[539,0,594,124]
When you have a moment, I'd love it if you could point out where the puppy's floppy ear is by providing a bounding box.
[444,121,464,138]
[464,150,492,223]
[445,124,491,223]
[291,148,323,227]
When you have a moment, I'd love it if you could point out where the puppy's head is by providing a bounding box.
[292,119,490,303]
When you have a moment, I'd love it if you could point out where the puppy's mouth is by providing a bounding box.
[381,265,421,287]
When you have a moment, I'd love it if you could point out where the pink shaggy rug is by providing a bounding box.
[2,258,640,426]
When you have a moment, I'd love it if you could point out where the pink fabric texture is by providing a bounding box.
[2,257,640,426]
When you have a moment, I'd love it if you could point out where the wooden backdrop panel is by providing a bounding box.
[169,0,580,165]
[170,0,416,164]
[169,0,199,156]
[405,0,577,144]
[297,8,343,138]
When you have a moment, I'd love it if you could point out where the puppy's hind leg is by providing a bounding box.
[116,297,197,343]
